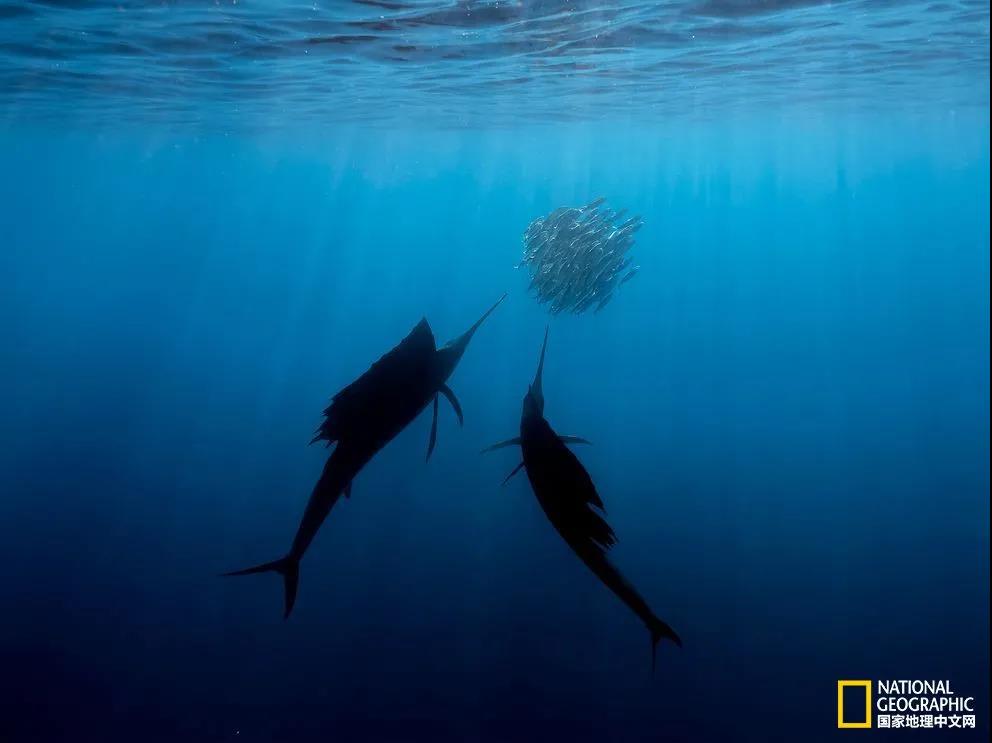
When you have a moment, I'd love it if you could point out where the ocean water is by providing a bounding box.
[0,2,989,742]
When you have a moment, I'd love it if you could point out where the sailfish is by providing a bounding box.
[225,294,507,618]
[482,328,681,668]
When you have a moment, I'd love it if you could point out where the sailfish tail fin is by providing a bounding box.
[649,618,682,672]
[223,555,300,619]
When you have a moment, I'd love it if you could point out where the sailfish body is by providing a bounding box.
[225,294,506,618]
[483,329,681,668]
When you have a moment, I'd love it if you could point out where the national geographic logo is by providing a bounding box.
[838,680,977,731]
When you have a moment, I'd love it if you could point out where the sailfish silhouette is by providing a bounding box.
[225,294,506,618]
[483,328,681,668]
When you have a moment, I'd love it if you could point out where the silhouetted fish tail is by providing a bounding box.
[223,555,300,620]
[224,446,359,619]
[582,553,681,670]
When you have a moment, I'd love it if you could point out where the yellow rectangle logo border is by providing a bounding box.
[837,680,872,728]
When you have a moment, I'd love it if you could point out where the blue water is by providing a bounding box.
[1,0,988,127]
[1,2,989,742]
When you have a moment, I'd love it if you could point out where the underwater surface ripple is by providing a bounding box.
[0,0,988,127]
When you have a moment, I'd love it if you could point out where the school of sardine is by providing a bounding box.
[518,198,642,314]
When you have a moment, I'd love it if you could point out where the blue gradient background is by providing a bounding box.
[0,115,988,741]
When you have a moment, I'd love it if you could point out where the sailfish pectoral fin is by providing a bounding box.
[480,437,521,454]
[439,384,463,426]
[426,394,439,462]
[559,435,592,446]
[501,461,525,486]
